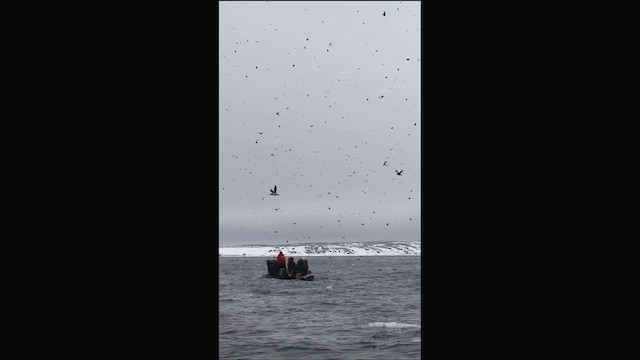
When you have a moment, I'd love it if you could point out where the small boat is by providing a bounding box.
[264,260,314,281]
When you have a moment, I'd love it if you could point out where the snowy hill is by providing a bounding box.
[219,241,420,257]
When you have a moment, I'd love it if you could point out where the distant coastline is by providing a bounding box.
[219,241,421,257]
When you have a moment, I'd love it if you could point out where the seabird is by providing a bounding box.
[270,185,279,196]
[383,161,388,166]
[396,170,403,176]
[383,11,386,16]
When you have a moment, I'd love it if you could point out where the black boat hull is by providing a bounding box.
[263,273,314,281]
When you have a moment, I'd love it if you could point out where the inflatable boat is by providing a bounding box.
[264,260,314,281]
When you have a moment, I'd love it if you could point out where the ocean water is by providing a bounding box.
[219,256,421,359]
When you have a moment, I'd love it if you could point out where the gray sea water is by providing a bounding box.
[219,256,421,359]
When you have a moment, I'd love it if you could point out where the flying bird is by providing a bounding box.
[270,185,279,196]
[383,161,388,166]
[396,170,403,176]
[383,11,386,16]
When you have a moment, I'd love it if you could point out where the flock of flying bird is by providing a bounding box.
[222,3,419,243]
[270,168,402,196]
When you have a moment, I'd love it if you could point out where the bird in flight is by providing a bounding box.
[383,161,388,166]
[383,11,386,16]
[396,170,403,176]
[270,185,279,196]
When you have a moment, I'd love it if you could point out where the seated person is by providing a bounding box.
[287,257,297,276]
[297,257,309,275]
[276,251,286,269]
[267,259,278,276]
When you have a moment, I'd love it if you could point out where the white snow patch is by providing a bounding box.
[219,241,420,257]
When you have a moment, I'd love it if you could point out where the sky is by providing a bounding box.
[219,1,421,246]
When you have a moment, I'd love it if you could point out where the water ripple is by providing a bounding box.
[220,256,421,359]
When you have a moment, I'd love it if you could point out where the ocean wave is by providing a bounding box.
[367,322,421,329]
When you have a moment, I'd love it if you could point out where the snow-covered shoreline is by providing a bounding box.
[219,241,420,257]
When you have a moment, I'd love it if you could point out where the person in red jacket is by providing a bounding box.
[276,251,286,269]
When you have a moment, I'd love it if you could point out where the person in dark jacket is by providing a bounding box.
[297,257,308,275]
[287,257,297,276]
[296,258,304,274]
[267,259,277,276]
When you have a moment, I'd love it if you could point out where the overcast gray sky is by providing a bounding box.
[219,1,420,246]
